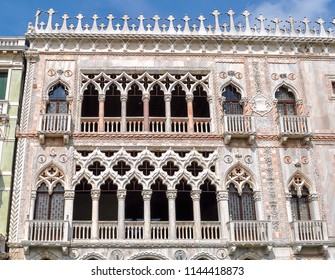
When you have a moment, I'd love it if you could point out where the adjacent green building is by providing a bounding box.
[0,37,25,259]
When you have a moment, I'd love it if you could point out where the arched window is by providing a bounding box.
[222,84,243,115]
[150,179,168,221]
[73,178,92,220]
[125,178,143,221]
[290,186,311,220]
[171,84,187,117]
[99,179,118,221]
[200,179,218,221]
[175,178,193,221]
[105,83,121,117]
[193,84,210,118]
[149,84,165,117]
[81,83,99,117]
[226,166,256,220]
[34,183,64,220]
[46,84,68,114]
[275,86,296,115]
[127,83,143,117]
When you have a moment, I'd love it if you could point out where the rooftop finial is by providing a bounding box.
[60,13,70,32]
[183,15,191,34]
[302,17,312,36]
[122,14,131,33]
[212,9,222,34]
[91,13,100,32]
[35,9,42,32]
[152,15,161,33]
[226,9,237,35]
[242,9,252,35]
[198,15,207,34]
[167,15,176,34]
[75,13,84,33]
[317,17,327,36]
[106,13,115,32]
[257,14,267,35]
[138,15,146,33]
[46,8,55,32]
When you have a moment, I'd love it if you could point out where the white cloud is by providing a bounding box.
[250,0,332,23]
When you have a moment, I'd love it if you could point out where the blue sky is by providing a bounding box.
[1,0,335,36]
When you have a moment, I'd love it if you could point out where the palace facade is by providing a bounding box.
[6,9,335,260]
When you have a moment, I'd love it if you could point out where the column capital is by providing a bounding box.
[216,190,229,202]
[285,192,292,200]
[117,189,127,199]
[142,189,153,200]
[166,189,177,199]
[98,94,105,101]
[142,92,150,101]
[164,94,172,102]
[308,193,318,203]
[91,189,101,200]
[64,190,75,200]
[120,94,128,102]
[190,190,201,201]
[185,94,194,102]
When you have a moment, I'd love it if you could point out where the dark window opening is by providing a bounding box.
[127,83,143,117]
[275,86,296,115]
[88,161,106,176]
[34,183,65,220]
[99,179,118,221]
[186,161,203,177]
[171,84,187,117]
[82,83,99,117]
[162,161,179,176]
[150,179,168,221]
[0,72,8,100]
[105,83,121,117]
[222,85,243,115]
[149,84,165,117]
[138,160,155,176]
[290,186,311,220]
[47,84,68,114]
[73,179,92,220]
[200,180,218,221]
[113,161,131,176]
[193,85,210,118]
[125,179,143,221]
[228,183,256,220]
[175,179,193,221]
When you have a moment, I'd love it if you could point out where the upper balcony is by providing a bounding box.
[223,115,256,145]
[227,220,272,253]
[278,115,312,145]
[38,114,71,144]
[290,220,330,253]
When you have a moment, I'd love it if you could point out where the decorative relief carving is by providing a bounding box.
[37,155,47,163]
[47,69,56,77]
[219,71,227,79]
[244,155,253,164]
[217,249,228,260]
[250,94,272,116]
[223,155,233,164]
[110,249,124,260]
[174,250,186,260]
[300,156,309,164]
[283,156,292,164]
[271,72,296,80]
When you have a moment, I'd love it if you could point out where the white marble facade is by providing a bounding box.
[6,9,335,260]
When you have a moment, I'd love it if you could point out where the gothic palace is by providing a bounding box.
[2,8,335,260]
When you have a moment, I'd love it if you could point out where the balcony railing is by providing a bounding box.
[223,115,256,144]
[278,115,312,144]
[25,220,69,243]
[227,220,272,245]
[38,114,71,144]
[291,220,328,244]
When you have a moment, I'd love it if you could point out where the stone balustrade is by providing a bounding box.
[39,114,71,134]
[278,115,312,144]
[223,115,256,144]
[227,220,272,244]
[291,220,328,244]
[25,220,69,242]
[0,37,26,50]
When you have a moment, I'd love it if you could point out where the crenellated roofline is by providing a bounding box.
[27,8,335,39]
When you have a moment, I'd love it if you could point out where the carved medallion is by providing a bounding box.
[217,249,228,259]
[234,72,242,79]
[288,73,296,80]
[37,155,46,163]
[174,250,186,260]
[301,156,309,164]
[271,73,279,80]
[223,155,233,164]
[219,71,227,79]
[284,156,292,164]
[47,69,56,77]
[250,94,272,116]
[59,154,68,163]
[64,70,73,77]
[244,155,253,164]
[110,249,124,260]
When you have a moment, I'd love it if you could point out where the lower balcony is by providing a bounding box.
[227,220,272,254]
[290,220,329,253]
[23,220,70,255]
[38,114,71,144]
[278,115,312,145]
[223,115,256,145]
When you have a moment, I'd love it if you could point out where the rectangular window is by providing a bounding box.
[0,72,8,100]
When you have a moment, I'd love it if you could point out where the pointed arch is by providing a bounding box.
[287,170,313,194]
[274,83,299,116]
[81,81,100,117]
[224,163,256,193]
[46,80,70,114]
[221,82,244,115]
[35,163,66,192]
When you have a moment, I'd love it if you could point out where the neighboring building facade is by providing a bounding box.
[7,9,335,260]
[0,37,26,260]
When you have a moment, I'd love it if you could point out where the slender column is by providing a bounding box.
[186,94,194,133]
[98,95,105,132]
[207,95,214,132]
[117,189,127,239]
[142,92,150,132]
[286,193,293,222]
[164,94,172,132]
[142,189,153,239]
[120,94,127,132]
[253,191,263,220]
[91,189,101,239]
[191,190,202,239]
[216,190,229,239]
[308,194,320,220]
[29,190,37,220]
[166,190,177,239]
